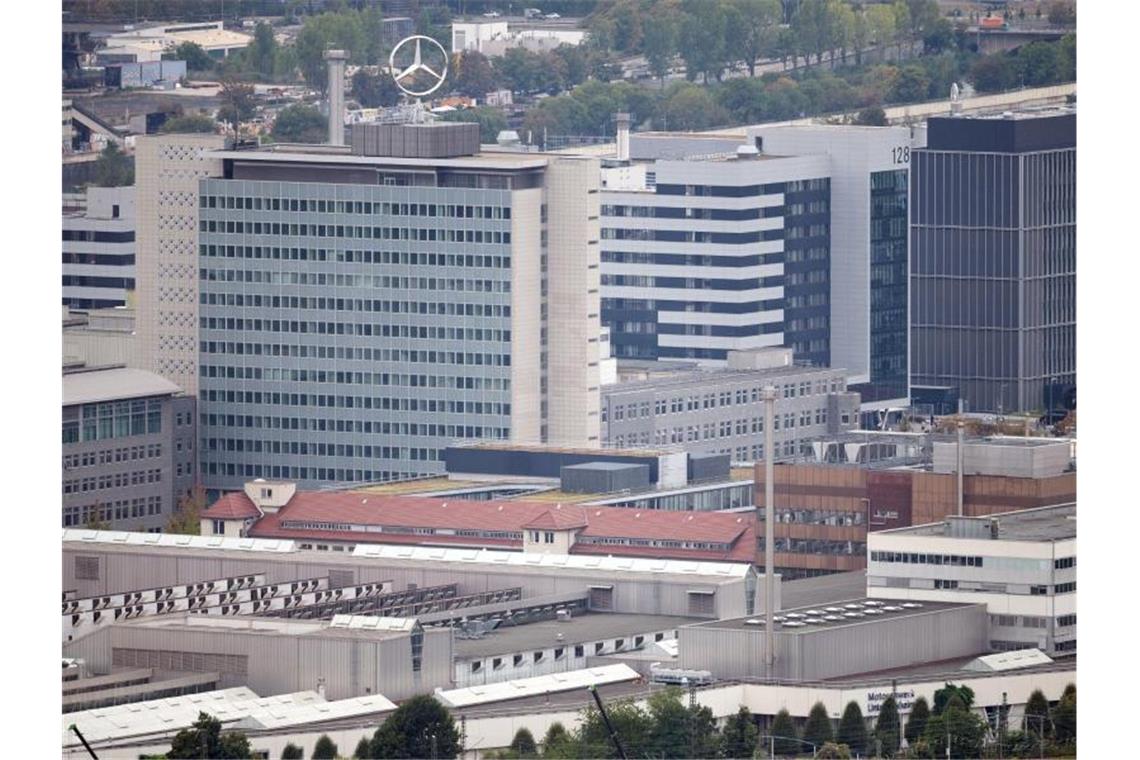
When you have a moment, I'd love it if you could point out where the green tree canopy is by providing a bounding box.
[933,683,975,714]
[903,696,929,746]
[167,712,251,758]
[441,106,508,143]
[508,727,538,758]
[451,51,498,97]
[854,105,887,126]
[352,68,401,108]
[312,734,338,759]
[166,485,207,535]
[660,83,729,131]
[352,736,370,758]
[643,688,718,759]
[874,696,901,758]
[1051,685,1076,744]
[368,695,461,759]
[803,701,835,751]
[577,698,653,758]
[92,142,134,187]
[281,743,303,759]
[836,701,867,757]
[642,13,679,84]
[173,41,215,72]
[769,708,800,757]
[923,694,986,759]
[217,78,257,131]
[161,113,217,134]
[272,104,326,143]
[248,22,278,78]
[541,722,574,757]
[1024,689,1051,737]
[719,706,759,758]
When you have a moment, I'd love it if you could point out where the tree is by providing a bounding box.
[836,701,867,757]
[352,736,371,759]
[451,51,498,97]
[903,696,929,746]
[1024,689,1051,738]
[541,722,574,757]
[933,683,975,714]
[508,728,538,758]
[281,743,304,759]
[733,0,783,77]
[1018,41,1061,86]
[577,699,653,759]
[167,712,251,758]
[83,503,111,530]
[679,2,727,83]
[661,83,729,131]
[970,53,1015,93]
[865,4,898,63]
[642,13,678,86]
[855,105,887,126]
[272,104,327,143]
[815,743,851,759]
[217,78,257,134]
[352,68,401,108]
[92,142,134,187]
[161,113,217,133]
[295,11,368,91]
[720,706,759,758]
[1051,684,1075,743]
[173,41,215,72]
[369,695,461,759]
[890,63,930,102]
[312,734,338,759]
[803,701,834,751]
[923,695,986,759]
[644,688,718,759]
[249,22,278,78]
[442,107,507,143]
[1047,2,1076,27]
[874,696,901,758]
[166,485,206,535]
[769,708,800,757]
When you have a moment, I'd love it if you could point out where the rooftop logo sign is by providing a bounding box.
[389,35,448,98]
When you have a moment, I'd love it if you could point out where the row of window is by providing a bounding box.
[200,318,510,345]
[202,365,508,392]
[204,439,490,459]
[602,228,782,244]
[601,274,782,290]
[202,269,510,296]
[200,413,508,438]
[200,463,430,481]
[202,219,512,245]
[469,634,664,674]
[202,196,511,220]
[601,204,780,220]
[1053,556,1076,569]
[63,399,163,444]
[576,536,731,551]
[62,496,162,527]
[870,550,985,567]
[202,342,511,367]
[756,509,867,527]
[63,444,162,470]
[64,469,163,494]
[771,538,866,556]
[202,245,512,272]
[200,391,509,417]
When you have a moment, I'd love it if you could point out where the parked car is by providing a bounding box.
[483,11,501,17]
[545,12,561,19]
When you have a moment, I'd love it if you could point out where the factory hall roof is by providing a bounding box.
[880,503,1076,542]
[203,489,757,563]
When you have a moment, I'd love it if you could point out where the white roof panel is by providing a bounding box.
[351,544,748,579]
[963,648,1054,673]
[328,615,419,632]
[436,664,640,708]
[63,529,297,553]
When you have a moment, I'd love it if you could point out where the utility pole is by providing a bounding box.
[956,398,964,516]
[762,385,777,674]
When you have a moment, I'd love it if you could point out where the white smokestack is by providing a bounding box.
[323,50,348,146]
[616,112,631,161]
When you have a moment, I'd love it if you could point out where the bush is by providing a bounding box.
[312,734,338,759]
[281,743,304,759]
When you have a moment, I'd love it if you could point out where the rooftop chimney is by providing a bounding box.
[323,49,348,146]
[615,112,631,161]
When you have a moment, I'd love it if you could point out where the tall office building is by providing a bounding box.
[600,134,832,366]
[134,133,226,397]
[62,185,136,309]
[911,111,1076,413]
[197,124,600,490]
[747,125,920,406]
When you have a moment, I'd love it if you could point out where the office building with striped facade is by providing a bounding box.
[196,127,600,491]
[911,110,1076,414]
[62,185,136,309]
[600,135,832,367]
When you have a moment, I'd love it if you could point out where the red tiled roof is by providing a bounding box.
[202,492,261,520]
[228,489,756,563]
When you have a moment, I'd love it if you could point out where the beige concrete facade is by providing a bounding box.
[134,134,224,396]
[509,186,543,445]
[544,156,601,447]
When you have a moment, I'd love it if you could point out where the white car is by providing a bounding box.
[483,11,500,17]
[545,12,561,19]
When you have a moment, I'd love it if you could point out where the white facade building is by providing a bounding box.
[867,504,1076,655]
[63,186,136,310]
[745,125,925,406]
[600,136,832,366]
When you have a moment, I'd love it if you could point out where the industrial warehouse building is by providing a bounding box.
[678,598,989,681]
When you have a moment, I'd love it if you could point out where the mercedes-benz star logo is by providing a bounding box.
[389,35,448,98]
